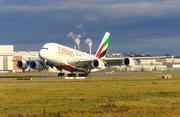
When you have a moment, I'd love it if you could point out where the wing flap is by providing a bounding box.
[132,56,166,60]
[103,58,124,66]
[66,58,94,69]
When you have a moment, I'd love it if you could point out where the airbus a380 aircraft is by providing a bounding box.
[15,32,165,77]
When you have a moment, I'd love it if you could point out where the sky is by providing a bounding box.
[1,0,180,56]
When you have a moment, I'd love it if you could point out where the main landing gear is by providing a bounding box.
[58,73,64,77]
[57,72,76,77]
[57,71,90,77]
[78,72,90,77]
[67,73,76,77]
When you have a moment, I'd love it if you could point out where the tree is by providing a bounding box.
[164,53,171,56]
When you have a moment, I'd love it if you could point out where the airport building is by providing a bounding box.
[0,45,180,73]
[0,45,14,73]
[106,53,167,72]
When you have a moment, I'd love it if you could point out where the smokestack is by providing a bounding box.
[89,45,91,54]
[172,55,174,63]
[84,38,92,55]
[77,45,79,50]
[74,45,79,50]
[74,45,76,50]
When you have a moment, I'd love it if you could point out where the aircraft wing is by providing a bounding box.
[67,56,166,68]
[128,56,167,60]
[12,59,46,66]
[102,58,124,66]
[103,56,167,66]
[12,59,43,63]
[12,59,55,69]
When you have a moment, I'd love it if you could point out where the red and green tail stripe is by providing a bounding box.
[96,33,110,58]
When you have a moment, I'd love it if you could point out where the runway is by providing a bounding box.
[0,72,180,79]
[92,72,180,77]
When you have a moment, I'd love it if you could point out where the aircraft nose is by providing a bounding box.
[38,49,46,59]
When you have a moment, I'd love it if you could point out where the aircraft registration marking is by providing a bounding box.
[58,46,74,57]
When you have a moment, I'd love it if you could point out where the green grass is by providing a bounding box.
[0,73,57,77]
[0,75,180,116]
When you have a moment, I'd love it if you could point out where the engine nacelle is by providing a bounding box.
[17,60,28,69]
[30,61,43,70]
[123,58,136,67]
[91,59,105,69]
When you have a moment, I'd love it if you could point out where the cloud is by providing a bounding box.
[1,1,180,19]
[83,32,86,35]
[1,0,180,55]
[83,14,97,20]
[137,38,180,45]
[75,24,84,30]
[14,43,44,51]
[97,2,179,18]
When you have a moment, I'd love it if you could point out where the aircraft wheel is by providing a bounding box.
[58,73,61,77]
[78,74,83,77]
[59,73,64,77]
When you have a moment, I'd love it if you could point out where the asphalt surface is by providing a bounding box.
[92,72,180,77]
[0,72,180,79]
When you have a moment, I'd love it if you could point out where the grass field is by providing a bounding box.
[0,73,57,77]
[0,75,180,117]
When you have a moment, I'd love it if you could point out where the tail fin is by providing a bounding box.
[95,32,110,58]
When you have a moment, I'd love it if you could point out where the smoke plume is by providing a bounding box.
[84,38,92,47]
[67,32,81,45]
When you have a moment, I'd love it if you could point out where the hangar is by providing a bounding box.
[0,45,14,73]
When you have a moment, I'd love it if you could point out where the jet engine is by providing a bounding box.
[17,60,28,69]
[123,58,136,67]
[30,61,43,70]
[91,59,105,69]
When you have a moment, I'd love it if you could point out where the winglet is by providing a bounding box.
[95,32,110,58]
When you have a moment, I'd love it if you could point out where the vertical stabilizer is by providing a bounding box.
[95,32,110,58]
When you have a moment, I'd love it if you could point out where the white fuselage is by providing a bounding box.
[38,43,105,72]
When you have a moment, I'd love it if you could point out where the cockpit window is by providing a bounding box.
[42,48,48,50]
